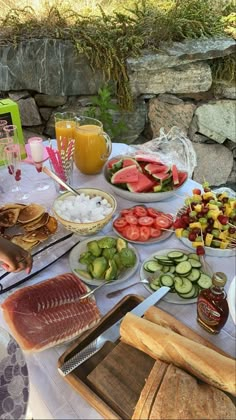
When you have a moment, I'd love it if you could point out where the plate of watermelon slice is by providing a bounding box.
[103,154,188,202]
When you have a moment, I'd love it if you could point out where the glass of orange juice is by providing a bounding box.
[74,116,112,175]
[54,112,76,151]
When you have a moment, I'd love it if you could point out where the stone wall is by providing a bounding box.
[0,37,235,190]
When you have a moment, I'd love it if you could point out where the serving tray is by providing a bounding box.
[58,295,233,419]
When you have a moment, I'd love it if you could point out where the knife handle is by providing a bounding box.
[58,339,105,377]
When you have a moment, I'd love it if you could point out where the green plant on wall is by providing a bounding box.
[85,85,127,140]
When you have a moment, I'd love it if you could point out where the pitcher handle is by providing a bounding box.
[101,132,112,161]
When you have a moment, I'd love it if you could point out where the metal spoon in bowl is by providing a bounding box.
[106,270,162,298]
[42,166,79,196]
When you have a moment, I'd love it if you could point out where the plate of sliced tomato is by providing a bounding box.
[112,205,174,244]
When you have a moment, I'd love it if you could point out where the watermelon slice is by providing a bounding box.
[122,157,140,168]
[177,171,188,187]
[151,172,171,181]
[107,158,121,169]
[127,172,156,193]
[145,163,170,174]
[172,164,179,185]
[111,165,139,184]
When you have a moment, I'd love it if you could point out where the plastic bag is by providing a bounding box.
[126,126,197,178]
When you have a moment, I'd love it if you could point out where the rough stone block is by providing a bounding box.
[35,94,67,107]
[18,97,42,126]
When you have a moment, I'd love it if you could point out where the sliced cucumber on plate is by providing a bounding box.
[143,251,212,300]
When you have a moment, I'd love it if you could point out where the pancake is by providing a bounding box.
[23,212,50,232]
[11,235,39,251]
[0,208,20,227]
[45,216,58,234]
[18,204,45,224]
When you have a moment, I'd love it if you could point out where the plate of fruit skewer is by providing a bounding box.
[173,183,236,257]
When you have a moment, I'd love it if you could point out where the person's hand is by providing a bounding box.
[0,237,33,274]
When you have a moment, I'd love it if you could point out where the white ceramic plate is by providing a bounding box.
[103,157,187,203]
[140,248,202,305]
[112,214,173,245]
[227,276,236,325]
[179,236,236,258]
[0,327,29,419]
[69,235,139,286]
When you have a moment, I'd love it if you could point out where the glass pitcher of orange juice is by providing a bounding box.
[74,116,112,175]
[54,112,76,151]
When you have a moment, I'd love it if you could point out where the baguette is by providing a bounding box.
[120,313,236,396]
[144,306,232,358]
[149,364,236,419]
[132,360,168,420]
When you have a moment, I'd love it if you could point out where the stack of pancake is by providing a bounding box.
[0,202,58,251]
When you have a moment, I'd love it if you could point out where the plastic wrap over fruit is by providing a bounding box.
[126,126,197,178]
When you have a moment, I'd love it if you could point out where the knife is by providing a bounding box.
[58,286,170,376]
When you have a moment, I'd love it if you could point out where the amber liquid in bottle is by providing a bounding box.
[197,273,229,334]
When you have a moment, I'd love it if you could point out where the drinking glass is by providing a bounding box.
[4,142,29,200]
[28,137,50,191]
[74,116,112,175]
[54,112,76,151]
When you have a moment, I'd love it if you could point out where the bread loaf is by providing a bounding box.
[148,364,236,419]
[144,306,232,358]
[120,313,236,396]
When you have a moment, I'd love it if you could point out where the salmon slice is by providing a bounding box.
[1,273,101,352]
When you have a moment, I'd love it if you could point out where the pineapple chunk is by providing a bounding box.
[230,200,236,210]
[192,241,204,248]
[218,192,228,200]
[194,204,202,212]
[205,233,213,246]
[219,231,229,240]
[203,192,215,200]
[175,228,183,238]
[213,219,223,229]
[201,224,208,232]
[220,241,229,249]
[210,210,221,221]
[189,222,202,229]
[224,204,232,217]
[208,204,219,211]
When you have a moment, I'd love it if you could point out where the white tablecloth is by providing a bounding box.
[0,143,235,420]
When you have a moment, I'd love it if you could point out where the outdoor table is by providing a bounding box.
[0,143,235,420]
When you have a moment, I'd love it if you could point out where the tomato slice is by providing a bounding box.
[133,206,148,217]
[138,216,154,226]
[155,215,172,229]
[122,225,140,241]
[150,227,162,238]
[139,226,151,241]
[146,207,162,218]
[113,217,127,230]
[120,208,134,217]
[125,214,139,225]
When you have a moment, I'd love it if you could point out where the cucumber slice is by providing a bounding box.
[188,258,202,268]
[193,284,200,298]
[143,260,162,272]
[162,265,174,273]
[154,257,174,266]
[167,251,184,259]
[175,261,192,276]
[175,277,193,294]
[150,283,161,291]
[174,254,188,262]
[178,285,197,299]
[187,268,201,282]
[160,275,174,287]
[197,273,212,289]
[168,266,176,274]
[188,253,200,261]
[151,276,161,286]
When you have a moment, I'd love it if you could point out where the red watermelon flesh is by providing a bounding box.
[145,163,170,174]
[172,164,179,185]
[107,158,120,169]
[127,172,156,193]
[176,171,188,187]
[122,157,140,168]
[111,165,139,184]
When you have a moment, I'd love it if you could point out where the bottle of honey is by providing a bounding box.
[197,272,229,334]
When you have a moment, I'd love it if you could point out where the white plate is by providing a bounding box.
[69,235,139,286]
[140,248,201,305]
[179,236,236,258]
[103,157,187,203]
[112,214,173,245]
[0,327,29,419]
[228,276,236,325]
